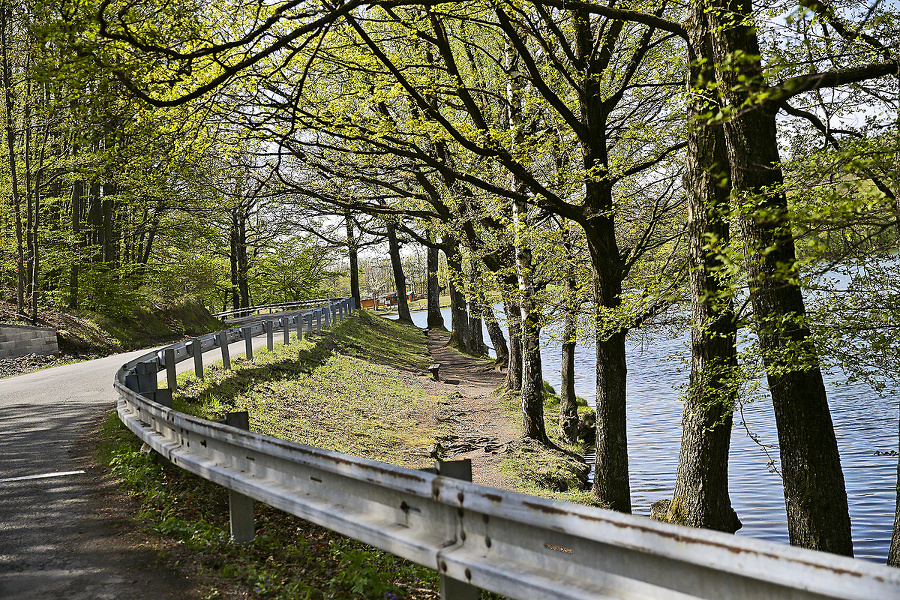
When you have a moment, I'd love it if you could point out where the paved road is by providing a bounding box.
[0,332,276,599]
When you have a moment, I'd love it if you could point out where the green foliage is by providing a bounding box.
[85,297,223,350]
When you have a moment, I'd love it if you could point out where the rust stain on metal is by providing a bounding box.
[529,503,871,579]
[523,501,571,516]
[484,493,503,503]
[545,543,574,554]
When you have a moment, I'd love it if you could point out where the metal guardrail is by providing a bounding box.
[213,299,332,320]
[114,298,900,600]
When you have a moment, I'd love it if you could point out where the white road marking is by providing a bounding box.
[0,470,86,483]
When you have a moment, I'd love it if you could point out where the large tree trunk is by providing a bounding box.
[666,8,741,533]
[467,263,488,355]
[236,213,250,309]
[346,213,361,308]
[573,9,632,513]
[426,243,445,329]
[708,0,852,555]
[386,221,412,323]
[506,40,546,442]
[514,204,547,442]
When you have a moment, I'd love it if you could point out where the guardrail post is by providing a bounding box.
[436,459,479,600]
[217,331,231,370]
[315,309,322,332]
[295,313,303,340]
[242,327,254,361]
[266,321,274,351]
[164,348,177,392]
[306,313,313,336]
[282,316,290,345]
[188,338,204,379]
[125,359,153,394]
[225,411,255,544]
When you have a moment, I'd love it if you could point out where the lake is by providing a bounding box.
[389,306,899,563]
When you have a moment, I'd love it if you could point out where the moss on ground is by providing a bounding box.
[498,381,598,506]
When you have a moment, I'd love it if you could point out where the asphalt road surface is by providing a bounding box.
[0,333,275,599]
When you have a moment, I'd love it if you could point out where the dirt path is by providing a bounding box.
[423,329,520,490]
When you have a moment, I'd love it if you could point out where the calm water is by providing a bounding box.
[392,306,899,563]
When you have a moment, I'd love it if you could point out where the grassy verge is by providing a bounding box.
[83,298,225,352]
[98,311,453,599]
[499,382,597,506]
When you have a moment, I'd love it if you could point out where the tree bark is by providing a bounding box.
[444,243,471,353]
[559,271,579,443]
[386,220,412,323]
[707,0,852,555]
[667,7,741,533]
[1,7,25,314]
[346,212,361,308]
[483,302,508,361]
[426,243,445,329]
[504,300,523,391]
[466,263,488,355]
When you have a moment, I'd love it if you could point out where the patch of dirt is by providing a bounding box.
[413,328,520,490]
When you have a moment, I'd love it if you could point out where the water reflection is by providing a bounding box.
[390,307,898,562]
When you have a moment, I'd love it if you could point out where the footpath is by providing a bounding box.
[423,329,518,489]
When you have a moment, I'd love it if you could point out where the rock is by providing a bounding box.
[650,499,671,522]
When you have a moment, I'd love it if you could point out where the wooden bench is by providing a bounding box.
[428,363,440,381]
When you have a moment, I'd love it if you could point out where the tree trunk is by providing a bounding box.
[559,272,579,443]
[236,212,250,309]
[69,179,82,309]
[386,221,412,323]
[667,8,741,533]
[1,8,25,314]
[574,8,631,513]
[444,243,471,353]
[467,263,488,355]
[483,302,508,361]
[23,90,33,319]
[426,243,445,329]
[708,0,852,555]
[346,213,361,308]
[512,198,547,442]
[504,300,523,391]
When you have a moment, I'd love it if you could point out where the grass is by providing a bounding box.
[498,382,598,506]
[97,309,584,599]
[99,311,450,599]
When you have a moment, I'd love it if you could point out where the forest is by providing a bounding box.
[0,0,897,563]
